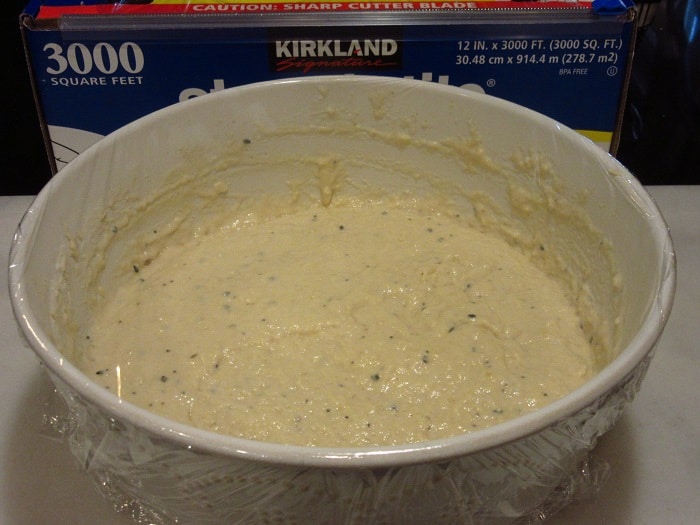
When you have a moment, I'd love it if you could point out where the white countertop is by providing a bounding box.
[1,187,698,525]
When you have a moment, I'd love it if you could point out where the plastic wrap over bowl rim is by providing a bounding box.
[8,75,676,469]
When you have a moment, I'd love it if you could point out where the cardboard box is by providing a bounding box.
[21,0,638,173]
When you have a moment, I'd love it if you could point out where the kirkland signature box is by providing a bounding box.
[21,0,638,173]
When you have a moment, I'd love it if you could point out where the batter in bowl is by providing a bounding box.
[80,194,594,447]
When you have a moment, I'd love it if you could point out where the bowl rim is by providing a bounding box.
[8,75,677,469]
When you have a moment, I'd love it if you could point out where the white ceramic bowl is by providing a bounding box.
[9,76,675,524]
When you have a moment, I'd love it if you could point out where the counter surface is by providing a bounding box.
[1,186,698,524]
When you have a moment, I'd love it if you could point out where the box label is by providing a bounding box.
[24,14,634,170]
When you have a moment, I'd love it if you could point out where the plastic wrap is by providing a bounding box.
[9,76,676,524]
[36,348,659,524]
